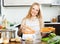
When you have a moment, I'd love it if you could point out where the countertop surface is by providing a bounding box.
[44,22,60,24]
[1,41,47,44]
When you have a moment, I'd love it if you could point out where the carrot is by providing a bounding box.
[22,25,35,34]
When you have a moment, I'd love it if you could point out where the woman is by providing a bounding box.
[20,2,44,42]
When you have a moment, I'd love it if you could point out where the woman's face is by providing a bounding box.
[31,5,39,17]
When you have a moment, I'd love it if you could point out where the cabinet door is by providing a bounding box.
[40,0,51,4]
[52,0,60,5]
[54,24,60,35]
[3,0,40,7]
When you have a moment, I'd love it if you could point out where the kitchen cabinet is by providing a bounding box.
[52,0,60,5]
[44,23,60,35]
[40,0,52,5]
[3,0,40,7]
[40,0,60,6]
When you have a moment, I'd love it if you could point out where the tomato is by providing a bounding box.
[0,25,3,29]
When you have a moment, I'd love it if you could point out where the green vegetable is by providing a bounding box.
[48,36,60,44]
[41,37,50,42]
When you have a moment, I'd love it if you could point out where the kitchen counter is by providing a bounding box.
[44,22,60,24]
[1,41,47,44]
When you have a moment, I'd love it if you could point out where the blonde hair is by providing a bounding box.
[26,2,42,19]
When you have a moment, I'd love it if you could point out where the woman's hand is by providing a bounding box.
[21,25,35,34]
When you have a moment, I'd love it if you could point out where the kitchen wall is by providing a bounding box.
[1,0,60,24]
[41,5,60,22]
[2,7,30,24]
